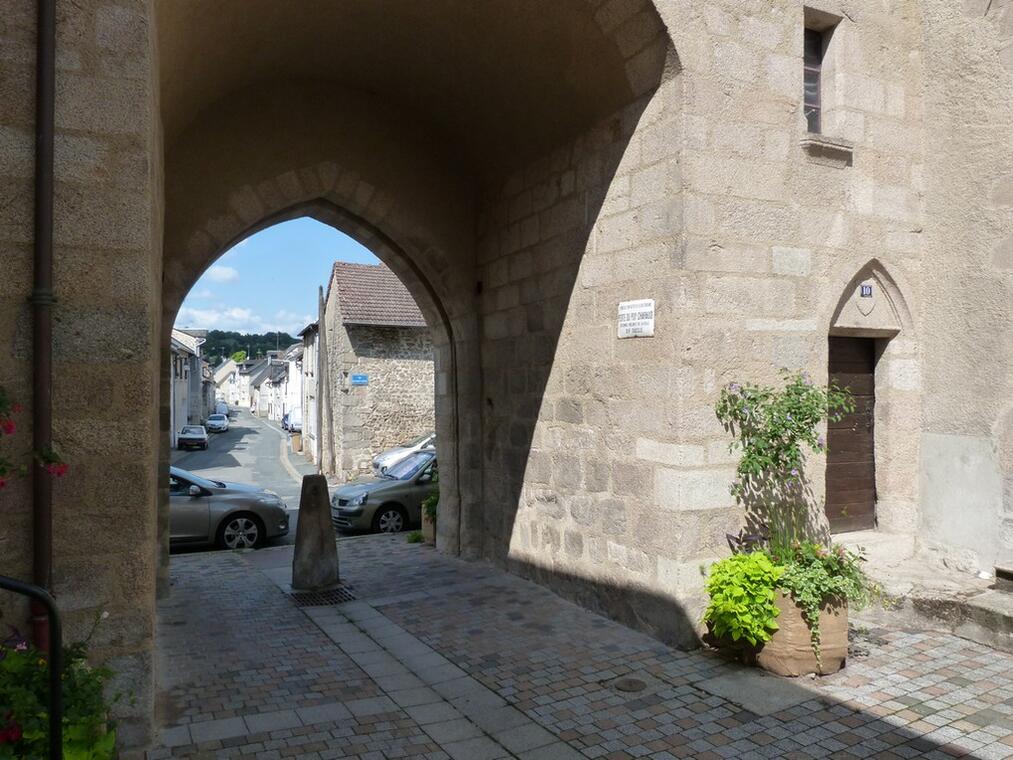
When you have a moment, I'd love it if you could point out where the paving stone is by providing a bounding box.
[346,695,400,717]
[422,718,484,743]
[389,686,444,707]
[242,709,302,733]
[188,716,248,743]
[155,725,192,748]
[441,735,511,760]
[471,705,531,733]
[406,702,465,725]
[492,722,558,753]
[295,703,352,725]
[147,535,1013,760]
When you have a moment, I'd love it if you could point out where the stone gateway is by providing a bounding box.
[0,0,1011,747]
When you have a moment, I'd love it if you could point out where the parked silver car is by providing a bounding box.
[371,432,435,475]
[332,450,436,533]
[169,466,289,549]
[205,413,229,433]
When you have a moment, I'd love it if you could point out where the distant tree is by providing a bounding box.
[203,330,296,366]
[230,350,247,363]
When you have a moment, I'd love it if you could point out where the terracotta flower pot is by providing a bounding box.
[421,514,436,545]
[756,591,848,676]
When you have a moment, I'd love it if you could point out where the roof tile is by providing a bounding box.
[331,262,426,328]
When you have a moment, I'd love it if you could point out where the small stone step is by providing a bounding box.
[996,566,1013,592]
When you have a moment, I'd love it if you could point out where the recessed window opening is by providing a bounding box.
[803,28,824,133]
[803,7,842,136]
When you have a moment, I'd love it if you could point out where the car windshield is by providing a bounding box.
[169,466,221,490]
[385,452,434,480]
[401,432,434,448]
[181,426,203,434]
[208,415,225,422]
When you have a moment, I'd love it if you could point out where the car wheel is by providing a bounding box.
[372,504,407,534]
[217,513,264,550]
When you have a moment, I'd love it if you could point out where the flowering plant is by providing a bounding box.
[714,369,853,499]
[0,614,118,760]
[0,388,68,489]
[709,371,878,662]
[770,541,877,660]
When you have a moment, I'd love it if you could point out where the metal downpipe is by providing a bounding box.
[31,0,57,650]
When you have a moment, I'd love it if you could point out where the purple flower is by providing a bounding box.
[817,435,825,448]
[790,468,799,477]
[728,383,741,393]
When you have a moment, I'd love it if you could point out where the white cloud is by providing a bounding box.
[175,306,313,336]
[189,289,214,299]
[205,265,239,283]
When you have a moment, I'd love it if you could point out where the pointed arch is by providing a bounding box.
[824,258,916,338]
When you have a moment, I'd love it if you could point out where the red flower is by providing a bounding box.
[0,419,15,436]
[0,714,21,744]
[10,404,22,414]
[0,478,6,489]
[45,463,68,478]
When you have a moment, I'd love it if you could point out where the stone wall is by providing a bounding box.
[1,0,1012,750]
[918,0,1013,572]
[321,317,434,480]
[0,0,161,746]
[479,0,932,645]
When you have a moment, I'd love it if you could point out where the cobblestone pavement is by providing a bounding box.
[148,534,1013,759]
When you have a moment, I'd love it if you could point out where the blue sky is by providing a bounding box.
[175,217,379,336]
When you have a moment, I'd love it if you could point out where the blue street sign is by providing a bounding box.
[350,374,369,386]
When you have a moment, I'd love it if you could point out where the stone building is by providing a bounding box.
[299,321,321,463]
[321,262,434,480]
[167,330,194,448]
[1,0,1013,746]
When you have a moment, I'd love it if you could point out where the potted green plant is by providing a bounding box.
[704,370,876,676]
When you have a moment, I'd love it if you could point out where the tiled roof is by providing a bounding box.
[330,262,426,328]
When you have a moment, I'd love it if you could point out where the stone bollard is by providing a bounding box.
[291,474,339,591]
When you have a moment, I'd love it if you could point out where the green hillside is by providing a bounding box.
[203,330,296,366]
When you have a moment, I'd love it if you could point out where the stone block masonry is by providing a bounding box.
[1,0,1012,750]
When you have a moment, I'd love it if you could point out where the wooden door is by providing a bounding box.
[825,337,876,532]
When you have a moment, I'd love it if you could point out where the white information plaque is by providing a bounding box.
[617,299,655,339]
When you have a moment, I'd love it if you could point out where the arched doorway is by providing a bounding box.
[159,199,464,590]
[824,259,920,536]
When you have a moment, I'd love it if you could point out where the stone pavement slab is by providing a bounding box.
[147,534,1013,759]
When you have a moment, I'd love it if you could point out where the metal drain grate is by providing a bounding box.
[611,677,647,693]
[289,585,357,607]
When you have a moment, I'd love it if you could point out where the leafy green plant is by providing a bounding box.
[771,541,878,661]
[0,614,119,760]
[422,489,438,527]
[715,370,853,494]
[703,552,784,646]
[405,530,424,544]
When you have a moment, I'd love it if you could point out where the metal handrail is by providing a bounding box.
[0,575,62,760]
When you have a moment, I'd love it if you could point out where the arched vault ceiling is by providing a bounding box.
[156,0,653,174]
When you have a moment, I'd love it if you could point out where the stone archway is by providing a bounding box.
[145,0,676,744]
[159,184,478,600]
[823,259,921,536]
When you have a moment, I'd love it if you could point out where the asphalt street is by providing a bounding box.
[170,409,314,547]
